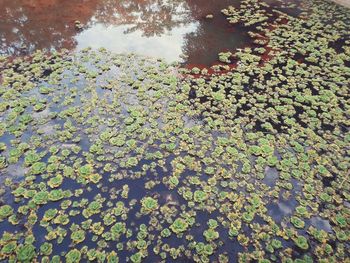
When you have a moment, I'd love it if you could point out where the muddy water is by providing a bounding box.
[0,0,252,65]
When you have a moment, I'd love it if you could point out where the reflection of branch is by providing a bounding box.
[93,0,193,37]
[123,20,190,37]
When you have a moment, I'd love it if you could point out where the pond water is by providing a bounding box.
[0,0,253,66]
[0,0,350,262]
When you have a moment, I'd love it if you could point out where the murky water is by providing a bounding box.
[0,0,252,65]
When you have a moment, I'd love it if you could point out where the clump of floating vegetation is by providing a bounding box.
[0,0,350,262]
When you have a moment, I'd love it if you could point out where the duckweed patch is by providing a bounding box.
[0,0,350,262]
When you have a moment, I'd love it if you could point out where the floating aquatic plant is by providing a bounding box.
[0,2,350,260]
[16,244,36,262]
[170,218,189,234]
[65,249,81,263]
[0,205,13,218]
[203,228,219,242]
[71,230,86,244]
[294,236,309,250]
[141,196,159,214]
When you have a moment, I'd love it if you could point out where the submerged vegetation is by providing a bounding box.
[0,0,349,262]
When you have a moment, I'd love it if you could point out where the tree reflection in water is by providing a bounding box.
[0,0,100,55]
[0,0,250,65]
[94,0,192,37]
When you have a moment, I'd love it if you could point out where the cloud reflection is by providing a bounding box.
[75,22,199,62]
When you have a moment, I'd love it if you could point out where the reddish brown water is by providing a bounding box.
[0,0,251,65]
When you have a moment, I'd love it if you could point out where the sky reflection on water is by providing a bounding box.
[0,0,249,65]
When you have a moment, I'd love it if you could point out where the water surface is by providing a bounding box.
[0,0,251,65]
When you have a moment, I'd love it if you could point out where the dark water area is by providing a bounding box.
[0,0,253,66]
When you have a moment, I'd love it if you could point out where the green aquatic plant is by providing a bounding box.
[32,191,49,205]
[335,214,347,228]
[31,162,46,175]
[161,228,171,238]
[15,244,36,262]
[24,152,41,166]
[335,230,348,242]
[0,205,13,220]
[295,206,309,218]
[40,242,53,256]
[33,102,46,111]
[39,86,52,94]
[242,212,255,223]
[207,219,218,229]
[249,194,262,208]
[293,236,309,250]
[91,222,104,235]
[0,142,6,152]
[170,218,189,234]
[194,190,208,203]
[203,228,219,242]
[78,164,92,177]
[107,251,119,263]
[1,241,17,255]
[89,173,102,184]
[43,209,58,221]
[212,91,225,101]
[126,157,138,167]
[318,165,331,177]
[84,201,102,216]
[191,67,201,74]
[48,175,63,188]
[218,52,232,63]
[130,252,142,263]
[0,8,350,260]
[291,216,305,229]
[53,214,69,225]
[168,176,179,189]
[109,135,126,147]
[65,249,81,263]
[203,244,214,255]
[111,222,126,239]
[71,230,86,243]
[319,192,332,203]
[48,189,64,201]
[141,197,159,213]
[271,239,282,249]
